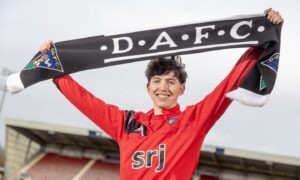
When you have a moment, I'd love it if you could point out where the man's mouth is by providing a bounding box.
[156,94,170,99]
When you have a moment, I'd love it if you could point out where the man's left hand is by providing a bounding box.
[264,8,284,24]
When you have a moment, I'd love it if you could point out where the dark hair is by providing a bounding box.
[145,56,187,84]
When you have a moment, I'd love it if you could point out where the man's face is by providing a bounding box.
[147,71,185,111]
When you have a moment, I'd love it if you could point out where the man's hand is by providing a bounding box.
[264,8,284,24]
[40,40,53,53]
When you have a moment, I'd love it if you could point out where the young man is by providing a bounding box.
[41,9,283,180]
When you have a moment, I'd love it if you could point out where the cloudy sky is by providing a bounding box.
[1,0,299,157]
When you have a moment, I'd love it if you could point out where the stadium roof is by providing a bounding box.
[199,146,300,178]
[5,118,300,178]
[6,118,119,155]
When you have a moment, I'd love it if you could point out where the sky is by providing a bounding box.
[0,0,299,158]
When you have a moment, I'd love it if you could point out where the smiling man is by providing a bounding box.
[41,8,283,180]
[145,56,187,115]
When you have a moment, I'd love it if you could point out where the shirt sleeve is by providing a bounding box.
[53,75,125,142]
[185,47,264,134]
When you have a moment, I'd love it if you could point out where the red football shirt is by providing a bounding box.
[53,48,262,179]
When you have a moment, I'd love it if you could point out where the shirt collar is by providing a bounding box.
[137,104,181,125]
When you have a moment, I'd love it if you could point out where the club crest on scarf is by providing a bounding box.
[260,76,267,91]
[260,53,279,73]
[24,48,64,72]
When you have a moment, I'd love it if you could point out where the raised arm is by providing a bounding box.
[40,41,125,141]
[187,47,264,134]
[187,8,283,134]
[53,75,125,141]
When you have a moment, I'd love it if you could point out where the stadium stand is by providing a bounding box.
[0,168,3,180]
[26,153,89,179]
[79,160,119,179]
[0,147,4,180]
[4,118,300,180]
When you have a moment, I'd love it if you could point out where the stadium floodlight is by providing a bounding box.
[0,66,13,90]
[0,66,13,116]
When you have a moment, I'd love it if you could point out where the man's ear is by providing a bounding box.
[180,84,185,95]
[146,82,150,93]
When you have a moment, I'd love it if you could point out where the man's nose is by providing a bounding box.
[159,81,168,91]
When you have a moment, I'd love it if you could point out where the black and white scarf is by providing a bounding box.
[7,13,282,106]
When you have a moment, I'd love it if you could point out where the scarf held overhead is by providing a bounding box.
[7,13,282,106]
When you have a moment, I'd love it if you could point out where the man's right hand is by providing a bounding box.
[39,40,53,53]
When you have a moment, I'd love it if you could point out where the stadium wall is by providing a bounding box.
[0,148,4,180]
[5,127,41,178]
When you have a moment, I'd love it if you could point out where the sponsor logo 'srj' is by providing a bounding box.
[132,144,166,172]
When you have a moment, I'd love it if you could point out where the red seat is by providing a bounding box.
[80,160,119,180]
[26,153,89,179]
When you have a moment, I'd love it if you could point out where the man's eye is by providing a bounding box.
[168,81,175,85]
